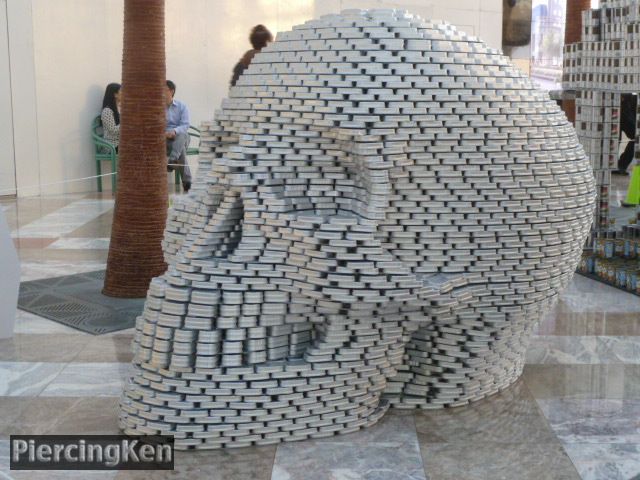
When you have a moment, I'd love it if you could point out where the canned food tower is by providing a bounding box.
[564,0,640,294]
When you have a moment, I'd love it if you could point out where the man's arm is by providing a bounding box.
[174,102,190,136]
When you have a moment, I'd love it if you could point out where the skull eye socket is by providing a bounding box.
[253,132,387,223]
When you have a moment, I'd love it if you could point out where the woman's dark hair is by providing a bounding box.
[102,82,121,124]
[250,25,273,50]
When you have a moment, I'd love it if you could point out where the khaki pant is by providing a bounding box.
[166,132,192,184]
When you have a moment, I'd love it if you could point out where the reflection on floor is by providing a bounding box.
[1,193,639,480]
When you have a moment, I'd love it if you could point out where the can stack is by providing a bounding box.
[564,0,640,233]
[118,9,596,450]
[579,223,640,295]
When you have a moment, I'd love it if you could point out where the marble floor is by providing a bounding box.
[1,192,640,480]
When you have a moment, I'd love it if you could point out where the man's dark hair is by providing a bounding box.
[166,80,176,94]
[250,25,273,50]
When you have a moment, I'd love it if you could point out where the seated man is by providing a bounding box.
[165,80,191,192]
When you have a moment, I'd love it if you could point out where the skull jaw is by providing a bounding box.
[118,267,467,448]
[119,311,400,449]
[118,309,541,450]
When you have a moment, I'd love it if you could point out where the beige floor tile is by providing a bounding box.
[74,334,134,363]
[67,211,113,238]
[8,397,79,435]
[414,380,557,444]
[0,397,33,435]
[115,445,277,480]
[7,396,121,436]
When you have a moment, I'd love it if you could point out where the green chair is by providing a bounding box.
[173,126,201,185]
[91,116,118,192]
[92,116,200,191]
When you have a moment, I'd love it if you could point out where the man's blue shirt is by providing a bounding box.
[166,99,190,136]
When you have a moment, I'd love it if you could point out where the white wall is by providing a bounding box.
[9,0,502,196]
[30,0,123,196]
[164,0,317,154]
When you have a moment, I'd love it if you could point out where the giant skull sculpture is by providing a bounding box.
[120,9,596,449]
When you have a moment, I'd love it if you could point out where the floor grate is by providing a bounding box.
[17,270,145,335]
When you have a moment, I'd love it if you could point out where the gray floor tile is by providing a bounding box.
[0,362,65,396]
[420,442,580,480]
[13,310,79,335]
[273,441,426,480]
[527,336,640,365]
[523,364,640,400]
[535,310,640,336]
[563,443,640,480]
[556,290,640,314]
[537,398,640,444]
[271,410,424,480]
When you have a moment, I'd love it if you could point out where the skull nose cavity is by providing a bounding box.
[186,190,245,260]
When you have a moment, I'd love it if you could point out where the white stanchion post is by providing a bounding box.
[0,209,19,338]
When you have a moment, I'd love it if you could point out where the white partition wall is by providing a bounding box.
[0,209,19,338]
[0,0,16,197]
[6,0,502,197]
[7,0,39,197]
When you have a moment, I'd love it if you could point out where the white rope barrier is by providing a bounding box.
[0,163,196,196]
[0,140,239,196]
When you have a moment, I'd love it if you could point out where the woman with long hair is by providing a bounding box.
[101,82,121,148]
[230,25,273,87]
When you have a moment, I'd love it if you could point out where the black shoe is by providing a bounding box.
[621,201,636,207]
[183,182,191,193]
[612,170,629,176]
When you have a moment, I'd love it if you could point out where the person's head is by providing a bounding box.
[102,83,121,123]
[250,25,273,50]
[165,80,176,106]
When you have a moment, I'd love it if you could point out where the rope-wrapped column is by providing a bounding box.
[104,0,168,297]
